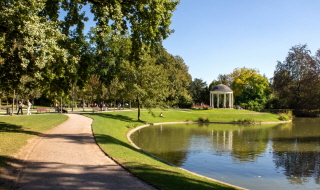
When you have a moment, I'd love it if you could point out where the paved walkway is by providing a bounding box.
[13,114,155,190]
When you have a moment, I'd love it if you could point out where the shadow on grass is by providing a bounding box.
[124,162,238,190]
[94,133,140,153]
[0,113,240,190]
[0,122,40,136]
[85,113,146,124]
[93,133,167,165]
[84,114,240,190]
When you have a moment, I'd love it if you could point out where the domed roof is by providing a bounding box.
[210,84,233,92]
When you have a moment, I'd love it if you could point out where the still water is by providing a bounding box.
[131,118,320,190]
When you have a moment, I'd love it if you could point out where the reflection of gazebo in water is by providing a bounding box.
[210,84,234,109]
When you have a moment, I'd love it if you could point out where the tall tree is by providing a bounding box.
[272,44,320,109]
[188,78,208,105]
[120,52,170,120]
[209,74,232,90]
[0,0,179,104]
[230,67,271,109]
[0,0,68,92]
[153,45,192,107]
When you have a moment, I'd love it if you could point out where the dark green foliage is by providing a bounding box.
[272,44,320,110]
[188,78,208,105]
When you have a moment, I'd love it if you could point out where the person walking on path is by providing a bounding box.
[11,114,155,190]
[17,100,24,115]
[26,100,32,115]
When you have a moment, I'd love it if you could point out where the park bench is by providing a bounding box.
[37,107,50,113]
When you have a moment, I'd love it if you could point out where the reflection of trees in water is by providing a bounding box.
[132,121,320,184]
[271,118,320,184]
[131,125,191,166]
[228,128,268,163]
[273,151,320,184]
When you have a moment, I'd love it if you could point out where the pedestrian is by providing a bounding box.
[26,100,32,115]
[100,102,103,111]
[27,100,32,115]
[17,100,24,115]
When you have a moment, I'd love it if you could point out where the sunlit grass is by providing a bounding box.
[86,109,283,190]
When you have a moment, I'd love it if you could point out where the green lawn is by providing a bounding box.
[85,109,283,190]
[0,109,284,189]
[0,115,68,168]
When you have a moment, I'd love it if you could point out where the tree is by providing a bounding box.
[153,45,192,107]
[117,52,170,120]
[272,44,320,109]
[209,74,232,91]
[0,0,68,91]
[188,78,208,105]
[0,0,179,107]
[230,67,271,110]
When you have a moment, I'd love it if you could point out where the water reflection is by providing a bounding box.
[131,118,320,189]
[273,151,320,185]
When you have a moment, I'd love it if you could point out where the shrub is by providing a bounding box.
[198,117,210,123]
[198,116,205,122]
[278,110,293,121]
[191,104,211,110]
[233,118,256,124]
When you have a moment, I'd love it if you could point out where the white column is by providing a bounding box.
[231,93,234,108]
[212,93,214,108]
[217,94,219,108]
[223,93,226,108]
[229,93,231,108]
[210,92,212,107]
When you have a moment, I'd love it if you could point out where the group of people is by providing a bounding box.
[16,100,32,115]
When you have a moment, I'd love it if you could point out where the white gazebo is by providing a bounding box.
[210,84,234,109]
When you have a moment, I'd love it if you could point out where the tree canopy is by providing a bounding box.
[230,67,271,109]
[272,44,320,109]
[0,0,179,90]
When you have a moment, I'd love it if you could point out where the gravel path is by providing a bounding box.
[14,114,155,190]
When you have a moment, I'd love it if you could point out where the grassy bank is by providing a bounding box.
[86,109,283,190]
[0,115,68,168]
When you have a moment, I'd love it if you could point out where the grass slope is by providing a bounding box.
[86,109,282,190]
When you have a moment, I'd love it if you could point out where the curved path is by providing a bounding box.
[15,114,155,190]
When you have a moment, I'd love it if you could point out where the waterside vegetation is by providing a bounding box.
[85,109,285,190]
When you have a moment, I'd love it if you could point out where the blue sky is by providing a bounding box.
[78,1,320,85]
[162,0,320,84]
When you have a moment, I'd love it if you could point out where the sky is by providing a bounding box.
[78,1,320,85]
[162,0,320,84]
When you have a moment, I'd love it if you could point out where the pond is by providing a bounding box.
[130,118,320,190]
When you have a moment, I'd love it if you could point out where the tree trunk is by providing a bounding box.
[82,98,85,112]
[60,96,62,114]
[11,90,15,116]
[137,99,141,121]
[72,85,74,112]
